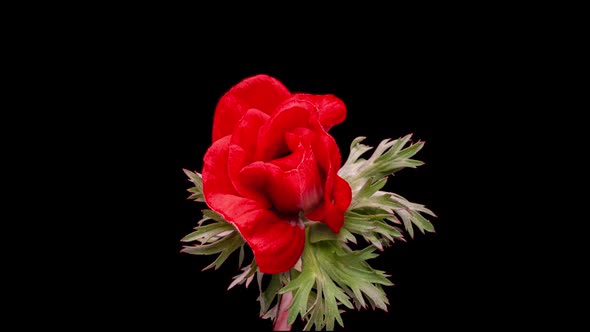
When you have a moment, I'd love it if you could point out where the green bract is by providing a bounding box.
[182,135,435,331]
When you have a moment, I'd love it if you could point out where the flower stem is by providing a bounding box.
[273,292,293,331]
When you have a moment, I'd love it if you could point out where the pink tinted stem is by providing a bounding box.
[273,292,294,331]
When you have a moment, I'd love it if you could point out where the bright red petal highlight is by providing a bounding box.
[291,93,347,131]
[304,134,352,233]
[254,100,315,161]
[227,108,270,202]
[202,136,238,196]
[256,100,314,161]
[212,75,290,142]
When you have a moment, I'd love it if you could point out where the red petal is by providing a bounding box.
[227,109,270,204]
[304,134,352,233]
[305,175,352,233]
[309,130,342,176]
[202,135,304,273]
[333,175,353,212]
[240,132,323,214]
[202,136,238,196]
[291,93,346,131]
[206,193,305,274]
[254,99,315,161]
[235,208,305,274]
[212,75,290,142]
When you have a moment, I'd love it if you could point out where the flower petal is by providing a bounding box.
[202,135,238,196]
[308,128,342,176]
[304,132,352,232]
[205,193,305,274]
[254,99,315,161]
[203,136,305,273]
[291,93,347,131]
[305,175,351,233]
[240,133,324,214]
[227,108,270,204]
[212,75,290,142]
[235,208,305,274]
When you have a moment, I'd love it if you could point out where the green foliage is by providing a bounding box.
[181,135,435,330]
[339,135,436,241]
[339,135,424,196]
[280,230,392,330]
[183,168,205,202]
[179,183,245,271]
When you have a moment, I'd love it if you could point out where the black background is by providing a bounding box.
[40,31,529,330]
[14,8,578,329]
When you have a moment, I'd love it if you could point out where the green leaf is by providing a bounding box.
[180,221,234,243]
[181,134,436,330]
[339,135,426,197]
[341,136,372,167]
[410,210,435,233]
[183,169,205,202]
[343,187,435,244]
[202,209,226,223]
[181,231,244,271]
[397,209,415,239]
[353,177,388,204]
[308,223,339,243]
[396,139,424,160]
[281,271,315,325]
[373,220,403,242]
[280,228,393,330]
[228,260,257,290]
[201,233,244,271]
[257,272,283,317]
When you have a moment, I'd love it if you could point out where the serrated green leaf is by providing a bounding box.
[285,272,315,325]
[258,272,282,316]
[396,140,424,160]
[181,231,244,271]
[322,279,344,330]
[202,209,227,223]
[180,221,234,243]
[261,303,278,320]
[183,168,202,184]
[373,220,404,242]
[354,177,388,202]
[187,192,204,201]
[184,169,205,202]
[397,209,415,238]
[389,193,437,217]
[280,227,394,330]
[228,260,257,290]
[339,135,428,198]
[202,233,243,270]
[411,210,435,233]
[348,245,380,261]
[341,137,372,168]
[303,289,324,331]
[181,133,436,330]
[308,223,339,243]
[382,134,411,157]
[337,227,356,244]
[181,232,236,255]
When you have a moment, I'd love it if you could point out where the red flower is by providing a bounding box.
[202,75,352,273]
